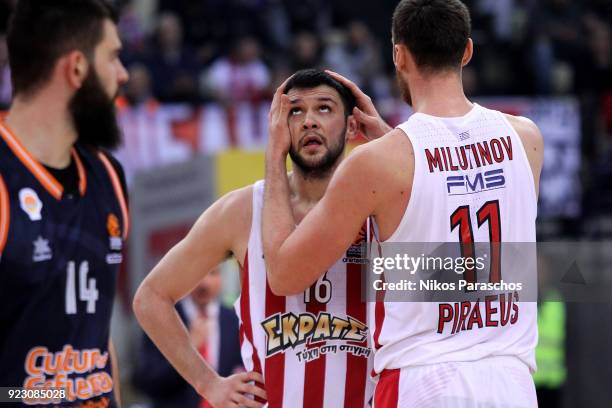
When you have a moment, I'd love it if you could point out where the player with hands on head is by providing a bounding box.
[135,68,390,408]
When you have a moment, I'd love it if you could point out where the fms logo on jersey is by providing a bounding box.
[261,313,371,362]
[446,168,505,196]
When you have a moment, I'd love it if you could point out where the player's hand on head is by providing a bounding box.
[267,77,292,161]
[204,371,267,408]
[325,69,392,140]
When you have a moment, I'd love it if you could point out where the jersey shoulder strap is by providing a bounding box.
[0,173,9,256]
[96,150,130,240]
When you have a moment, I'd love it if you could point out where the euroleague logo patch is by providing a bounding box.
[19,188,43,221]
[107,213,123,255]
[107,213,121,237]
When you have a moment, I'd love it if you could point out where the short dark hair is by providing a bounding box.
[7,0,118,97]
[392,0,471,72]
[283,69,356,117]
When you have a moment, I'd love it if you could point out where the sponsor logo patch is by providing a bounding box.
[32,236,52,262]
[19,188,43,221]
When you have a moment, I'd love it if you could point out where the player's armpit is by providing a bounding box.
[264,143,385,296]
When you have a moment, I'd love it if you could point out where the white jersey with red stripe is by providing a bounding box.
[372,103,538,374]
[236,180,374,408]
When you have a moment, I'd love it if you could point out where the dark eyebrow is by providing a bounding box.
[316,97,338,105]
[289,96,338,105]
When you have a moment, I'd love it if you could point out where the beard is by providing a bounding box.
[68,68,122,150]
[396,71,412,106]
[289,125,346,180]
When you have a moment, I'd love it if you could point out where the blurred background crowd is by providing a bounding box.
[1,0,609,218]
[1,0,612,407]
[1,0,608,221]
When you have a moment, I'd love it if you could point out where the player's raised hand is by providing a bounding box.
[325,70,392,140]
[204,371,267,408]
[267,77,292,161]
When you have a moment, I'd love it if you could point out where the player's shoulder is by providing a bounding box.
[346,129,414,176]
[330,129,414,210]
[502,113,544,165]
[205,184,254,234]
[188,184,254,251]
[95,148,128,200]
[97,148,122,168]
[217,184,254,215]
[503,114,543,146]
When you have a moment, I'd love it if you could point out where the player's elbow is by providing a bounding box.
[269,281,301,297]
[132,284,147,323]
[132,282,161,326]
[266,267,304,296]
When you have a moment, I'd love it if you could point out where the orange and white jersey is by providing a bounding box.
[236,180,374,408]
[372,103,538,375]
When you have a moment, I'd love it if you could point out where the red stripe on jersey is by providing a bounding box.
[265,276,286,408]
[239,252,266,403]
[373,273,386,351]
[239,323,245,348]
[374,369,400,408]
[345,261,368,407]
[303,285,327,408]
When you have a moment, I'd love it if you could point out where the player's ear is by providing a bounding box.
[393,43,409,72]
[345,113,358,142]
[461,38,473,67]
[65,50,89,90]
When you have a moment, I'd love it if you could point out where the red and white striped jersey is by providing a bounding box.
[372,104,538,374]
[236,180,374,408]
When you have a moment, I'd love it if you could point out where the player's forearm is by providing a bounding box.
[263,155,299,294]
[132,283,220,398]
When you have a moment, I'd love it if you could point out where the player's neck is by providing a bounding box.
[5,94,77,169]
[409,72,473,117]
[289,170,334,206]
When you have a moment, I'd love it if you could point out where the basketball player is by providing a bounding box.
[133,69,391,408]
[262,1,544,407]
[0,1,129,407]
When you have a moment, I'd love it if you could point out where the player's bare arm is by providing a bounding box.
[264,83,413,294]
[504,114,545,196]
[133,186,267,408]
[109,339,121,407]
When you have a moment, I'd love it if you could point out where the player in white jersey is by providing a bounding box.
[134,69,391,408]
[261,1,544,407]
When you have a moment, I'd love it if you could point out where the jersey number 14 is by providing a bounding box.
[65,260,99,314]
